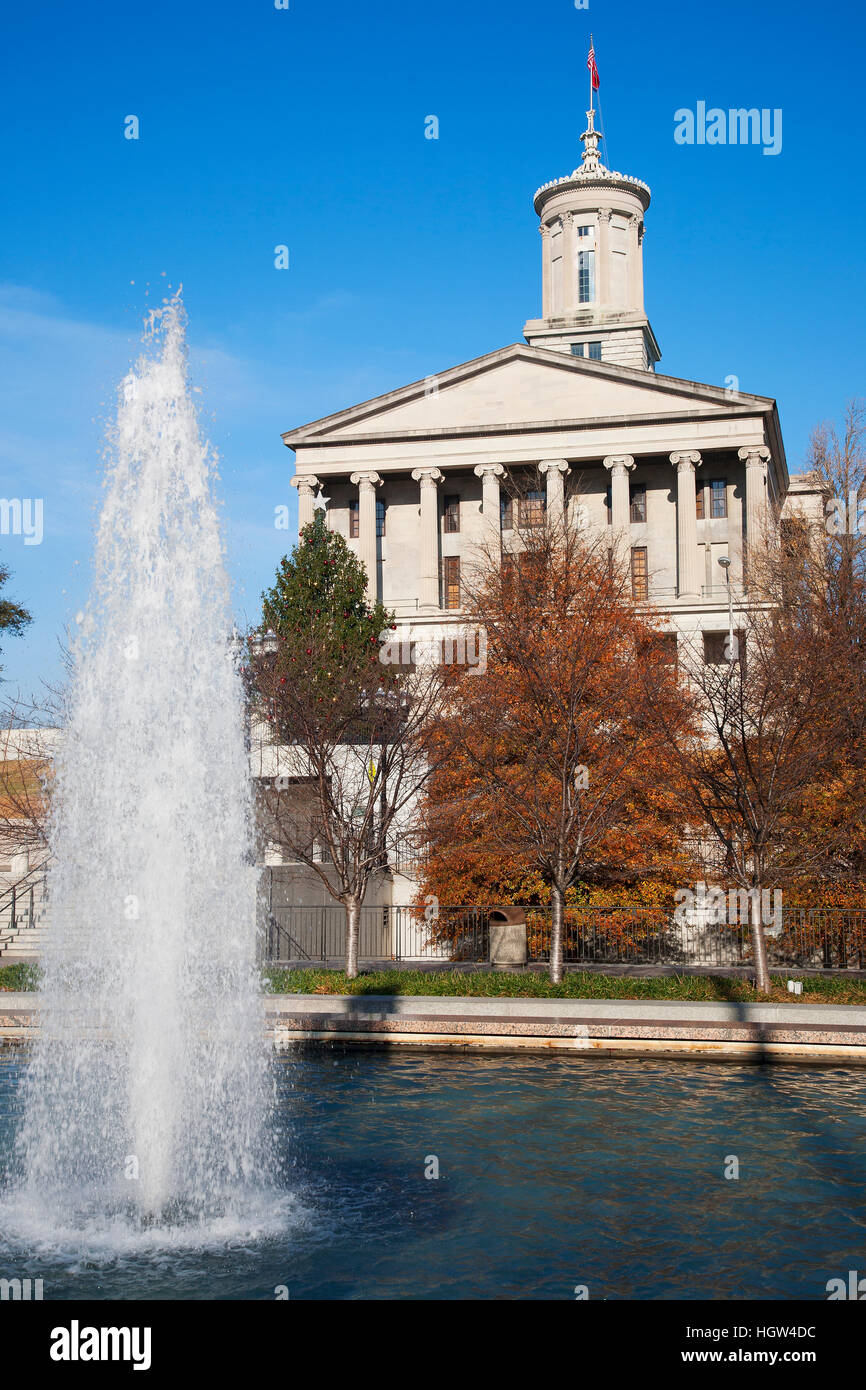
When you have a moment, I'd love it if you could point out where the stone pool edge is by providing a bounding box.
[3,993,866,1064]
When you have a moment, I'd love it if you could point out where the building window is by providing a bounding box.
[376,499,386,537]
[710,479,727,519]
[631,546,648,601]
[605,486,612,527]
[349,499,359,538]
[696,485,705,519]
[500,495,514,531]
[442,556,461,610]
[519,490,545,528]
[571,343,585,357]
[577,249,595,304]
[577,224,593,239]
[443,495,460,534]
[704,630,744,666]
[629,484,647,524]
[588,342,602,361]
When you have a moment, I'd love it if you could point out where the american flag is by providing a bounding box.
[587,43,600,91]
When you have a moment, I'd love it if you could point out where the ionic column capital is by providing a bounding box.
[597,207,612,224]
[670,451,702,471]
[411,467,444,488]
[291,474,320,496]
[350,470,383,490]
[473,463,505,480]
[539,459,570,477]
[539,221,551,239]
[738,446,771,470]
[603,455,635,476]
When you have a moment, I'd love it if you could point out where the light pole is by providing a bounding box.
[718,555,735,661]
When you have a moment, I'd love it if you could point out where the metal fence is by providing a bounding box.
[264,904,487,963]
[263,903,866,969]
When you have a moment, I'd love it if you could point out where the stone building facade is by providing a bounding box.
[283,113,822,682]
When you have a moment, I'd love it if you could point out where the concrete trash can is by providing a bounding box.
[489,907,527,968]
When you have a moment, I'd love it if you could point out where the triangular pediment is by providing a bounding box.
[282,344,773,446]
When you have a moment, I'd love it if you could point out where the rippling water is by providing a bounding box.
[1,1048,864,1300]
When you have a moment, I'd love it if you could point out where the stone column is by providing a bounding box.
[739,446,770,557]
[631,216,644,312]
[561,212,575,311]
[596,209,611,308]
[540,223,551,318]
[670,451,703,598]
[540,460,570,530]
[411,467,443,608]
[291,474,320,532]
[349,470,382,601]
[474,463,505,552]
[603,455,635,552]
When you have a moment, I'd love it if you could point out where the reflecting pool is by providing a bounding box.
[1,1049,863,1300]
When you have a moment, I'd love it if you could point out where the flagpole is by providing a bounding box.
[589,32,594,118]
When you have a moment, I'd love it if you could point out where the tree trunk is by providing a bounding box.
[749,888,771,994]
[345,897,360,979]
[549,884,565,985]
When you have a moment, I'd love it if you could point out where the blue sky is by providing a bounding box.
[1,0,864,697]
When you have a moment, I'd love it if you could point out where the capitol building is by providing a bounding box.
[283,110,819,658]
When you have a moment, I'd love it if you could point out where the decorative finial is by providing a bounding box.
[579,107,606,175]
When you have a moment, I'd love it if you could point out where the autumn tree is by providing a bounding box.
[764,402,866,890]
[652,597,841,993]
[0,564,42,890]
[423,497,693,984]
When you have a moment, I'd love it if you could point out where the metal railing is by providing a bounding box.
[262,902,866,969]
[264,903,485,963]
[0,876,48,956]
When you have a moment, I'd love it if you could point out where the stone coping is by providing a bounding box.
[261,995,866,1028]
[3,993,866,1062]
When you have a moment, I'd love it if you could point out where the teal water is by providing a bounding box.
[1,1049,863,1300]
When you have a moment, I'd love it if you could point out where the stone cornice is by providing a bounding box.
[290,406,773,448]
[534,170,651,215]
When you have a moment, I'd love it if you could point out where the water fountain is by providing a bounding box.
[4,295,276,1246]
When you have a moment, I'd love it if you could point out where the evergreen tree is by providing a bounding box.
[259,510,396,727]
[0,561,31,666]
